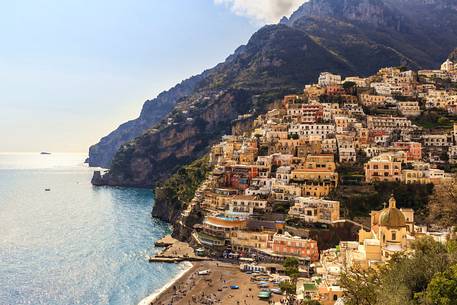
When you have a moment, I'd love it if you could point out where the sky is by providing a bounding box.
[0,0,304,153]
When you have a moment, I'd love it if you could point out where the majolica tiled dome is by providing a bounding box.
[379,196,406,228]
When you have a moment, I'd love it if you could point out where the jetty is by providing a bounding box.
[150,235,211,263]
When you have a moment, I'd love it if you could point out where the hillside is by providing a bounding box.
[86,73,207,168]
[92,0,457,187]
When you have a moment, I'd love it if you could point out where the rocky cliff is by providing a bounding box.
[93,24,352,187]
[151,157,209,223]
[92,0,457,187]
[87,73,207,168]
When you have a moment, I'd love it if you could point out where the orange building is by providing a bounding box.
[393,141,422,161]
[271,232,319,261]
[364,153,402,183]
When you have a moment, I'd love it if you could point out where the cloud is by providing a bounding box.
[214,0,304,24]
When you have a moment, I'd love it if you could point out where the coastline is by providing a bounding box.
[147,260,283,305]
[137,261,194,305]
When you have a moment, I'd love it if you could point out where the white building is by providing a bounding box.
[441,59,455,72]
[422,134,451,147]
[397,101,421,117]
[228,195,268,215]
[288,197,340,223]
[318,72,342,87]
[289,123,335,139]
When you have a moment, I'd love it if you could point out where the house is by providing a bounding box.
[421,134,451,147]
[288,197,340,223]
[367,115,413,133]
[441,59,455,72]
[318,72,342,87]
[397,101,421,117]
[231,230,275,252]
[360,94,387,107]
[336,134,357,163]
[449,146,457,164]
[271,232,319,261]
[393,141,422,161]
[289,123,335,139]
[364,152,403,183]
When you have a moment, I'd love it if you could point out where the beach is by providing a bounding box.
[138,261,194,305]
[149,261,282,305]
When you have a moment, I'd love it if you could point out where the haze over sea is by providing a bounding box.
[0,153,183,305]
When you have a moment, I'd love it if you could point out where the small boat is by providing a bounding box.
[45,188,51,192]
[40,152,51,155]
[198,270,211,275]
[230,285,239,289]
[271,288,282,295]
[258,289,272,299]
[258,281,269,288]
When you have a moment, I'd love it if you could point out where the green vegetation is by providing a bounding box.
[339,237,457,305]
[280,257,301,301]
[423,264,457,305]
[427,176,457,228]
[155,156,210,212]
[330,182,434,219]
[412,110,457,130]
[273,201,292,214]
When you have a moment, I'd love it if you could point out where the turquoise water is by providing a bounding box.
[0,153,182,305]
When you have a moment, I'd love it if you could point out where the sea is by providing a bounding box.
[0,153,185,305]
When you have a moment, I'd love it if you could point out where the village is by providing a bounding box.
[152,58,457,305]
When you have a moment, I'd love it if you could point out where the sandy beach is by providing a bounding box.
[150,261,283,305]
[138,261,194,305]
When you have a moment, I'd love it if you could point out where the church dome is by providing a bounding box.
[379,196,406,228]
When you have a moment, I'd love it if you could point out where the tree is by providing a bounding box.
[284,257,300,279]
[424,264,457,305]
[282,257,301,305]
[427,176,457,227]
[343,81,357,95]
[339,266,381,305]
[340,238,457,305]
[279,280,296,295]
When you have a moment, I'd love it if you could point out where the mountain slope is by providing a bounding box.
[92,25,353,187]
[87,72,207,168]
[286,0,457,70]
[92,0,457,187]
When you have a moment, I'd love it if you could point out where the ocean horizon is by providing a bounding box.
[0,152,184,305]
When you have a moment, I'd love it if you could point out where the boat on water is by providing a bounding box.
[40,152,51,155]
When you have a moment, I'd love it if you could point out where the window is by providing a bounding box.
[392,231,396,241]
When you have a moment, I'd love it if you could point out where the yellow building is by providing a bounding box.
[359,196,414,258]
[402,169,431,184]
[230,230,274,252]
[304,84,326,99]
[291,154,338,197]
[364,153,402,183]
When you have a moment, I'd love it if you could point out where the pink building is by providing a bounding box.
[271,232,319,261]
[394,142,422,161]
